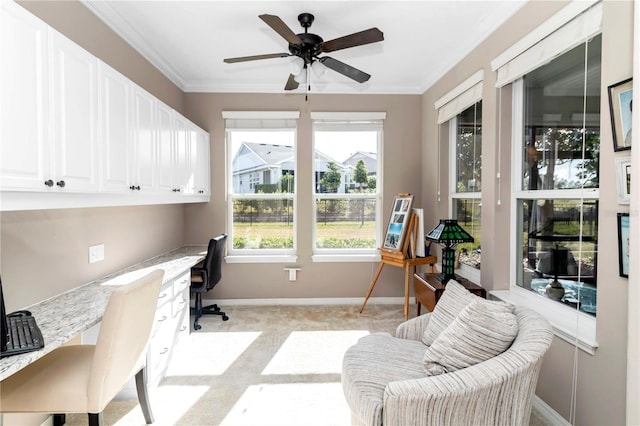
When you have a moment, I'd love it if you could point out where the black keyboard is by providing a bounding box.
[3,315,44,356]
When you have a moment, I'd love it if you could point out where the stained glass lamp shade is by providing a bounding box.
[425,219,474,283]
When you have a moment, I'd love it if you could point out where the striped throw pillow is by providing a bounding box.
[423,298,518,375]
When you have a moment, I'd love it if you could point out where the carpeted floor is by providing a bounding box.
[66,304,549,425]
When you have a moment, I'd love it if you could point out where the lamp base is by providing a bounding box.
[545,279,565,301]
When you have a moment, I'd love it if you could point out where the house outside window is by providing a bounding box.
[449,102,482,275]
[513,34,601,317]
[311,112,384,259]
[224,112,299,259]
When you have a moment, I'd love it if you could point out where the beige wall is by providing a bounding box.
[421,1,633,424]
[183,93,425,300]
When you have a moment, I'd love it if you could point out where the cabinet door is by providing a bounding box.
[172,114,189,194]
[132,87,156,192]
[99,63,131,193]
[51,31,98,192]
[0,3,51,191]
[156,102,174,193]
[194,128,210,197]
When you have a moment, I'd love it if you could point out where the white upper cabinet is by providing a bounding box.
[156,102,175,194]
[0,1,209,210]
[131,86,156,192]
[99,62,132,193]
[50,30,99,192]
[0,2,50,191]
[193,126,210,197]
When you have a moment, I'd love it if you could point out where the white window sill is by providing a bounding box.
[312,253,381,263]
[225,255,298,264]
[491,286,598,355]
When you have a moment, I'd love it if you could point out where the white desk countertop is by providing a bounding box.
[0,245,206,381]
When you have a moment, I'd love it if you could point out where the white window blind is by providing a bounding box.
[492,0,602,88]
[435,70,484,124]
[222,111,299,129]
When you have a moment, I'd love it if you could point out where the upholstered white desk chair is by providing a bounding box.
[0,269,164,426]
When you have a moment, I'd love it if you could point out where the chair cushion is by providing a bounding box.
[423,298,519,375]
[342,333,428,426]
[421,279,478,346]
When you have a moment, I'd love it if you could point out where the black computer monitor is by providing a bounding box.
[1,276,9,351]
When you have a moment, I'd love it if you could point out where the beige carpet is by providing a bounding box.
[66,304,549,425]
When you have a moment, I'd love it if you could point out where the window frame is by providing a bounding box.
[500,78,599,354]
[448,104,482,283]
[310,113,385,262]
[224,112,299,263]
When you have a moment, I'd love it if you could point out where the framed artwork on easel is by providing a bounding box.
[382,194,414,251]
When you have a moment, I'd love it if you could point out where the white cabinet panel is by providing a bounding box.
[132,87,156,192]
[99,62,131,192]
[194,127,210,197]
[0,2,50,191]
[173,113,189,194]
[156,102,174,194]
[51,31,98,192]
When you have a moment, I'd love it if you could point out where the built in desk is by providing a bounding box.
[413,272,486,316]
[0,246,207,382]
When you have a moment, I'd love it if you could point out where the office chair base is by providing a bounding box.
[192,300,229,330]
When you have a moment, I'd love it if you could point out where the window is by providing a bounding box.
[513,35,601,317]
[224,112,299,260]
[449,102,482,273]
[311,113,384,259]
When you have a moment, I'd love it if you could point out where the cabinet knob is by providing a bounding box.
[56,180,66,188]
[173,188,181,193]
[130,185,141,191]
[44,179,54,187]
[135,185,141,190]
[129,185,135,190]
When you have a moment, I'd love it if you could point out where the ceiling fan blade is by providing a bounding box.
[319,57,371,83]
[284,74,299,91]
[259,14,303,45]
[224,53,291,63]
[322,28,384,53]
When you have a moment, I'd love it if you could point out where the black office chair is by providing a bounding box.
[191,233,228,330]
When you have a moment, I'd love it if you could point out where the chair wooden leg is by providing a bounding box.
[88,412,103,426]
[53,414,66,426]
[135,366,155,424]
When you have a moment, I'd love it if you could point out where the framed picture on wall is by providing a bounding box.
[617,213,629,278]
[608,78,633,151]
[382,194,414,251]
[615,157,631,204]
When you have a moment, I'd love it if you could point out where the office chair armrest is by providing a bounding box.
[191,267,209,289]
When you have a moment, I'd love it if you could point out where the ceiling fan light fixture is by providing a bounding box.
[288,56,305,75]
[312,61,327,78]
[293,67,307,84]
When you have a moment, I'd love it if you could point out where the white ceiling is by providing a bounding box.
[82,1,526,95]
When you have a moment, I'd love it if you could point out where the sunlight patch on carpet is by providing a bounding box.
[262,330,369,375]
[166,331,262,376]
[220,382,351,426]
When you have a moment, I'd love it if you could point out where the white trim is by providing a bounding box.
[491,0,600,71]
[201,296,404,307]
[310,112,386,120]
[222,111,300,119]
[225,255,298,264]
[491,288,598,355]
[533,395,571,425]
[434,70,484,110]
[493,1,602,88]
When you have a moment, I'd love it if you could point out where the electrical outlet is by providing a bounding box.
[89,244,105,264]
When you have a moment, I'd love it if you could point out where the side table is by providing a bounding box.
[413,272,486,316]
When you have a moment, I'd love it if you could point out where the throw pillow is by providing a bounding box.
[423,298,519,375]
[421,280,478,346]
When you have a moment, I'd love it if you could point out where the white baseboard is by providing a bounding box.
[533,395,570,425]
[201,297,405,307]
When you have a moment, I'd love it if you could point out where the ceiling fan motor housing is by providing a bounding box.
[289,13,323,65]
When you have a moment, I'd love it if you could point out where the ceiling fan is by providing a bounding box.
[223,13,384,91]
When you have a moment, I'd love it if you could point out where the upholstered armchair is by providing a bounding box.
[342,280,553,426]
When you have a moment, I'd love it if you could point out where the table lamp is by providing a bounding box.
[425,219,474,283]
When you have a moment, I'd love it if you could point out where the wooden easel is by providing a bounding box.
[359,212,437,320]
